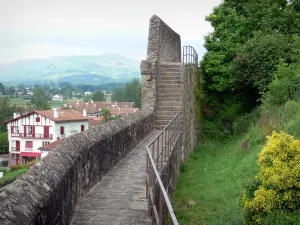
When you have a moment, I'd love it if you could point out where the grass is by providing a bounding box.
[0,168,28,188]
[172,126,265,225]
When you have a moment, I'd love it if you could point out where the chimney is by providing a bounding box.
[83,109,87,117]
[134,109,136,113]
[13,112,20,119]
[118,107,120,112]
[53,108,59,118]
[91,100,94,103]
[69,105,72,108]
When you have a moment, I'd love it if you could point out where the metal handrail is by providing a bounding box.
[183,45,198,66]
[146,111,182,225]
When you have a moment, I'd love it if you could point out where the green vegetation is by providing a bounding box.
[112,78,141,108]
[0,132,9,154]
[173,125,263,224]
[242,131,300,224]
[173,0,300,224]
[100,107,121,123]
[0,160,39,188]
[0,168,28,188]
[200,0,300,141]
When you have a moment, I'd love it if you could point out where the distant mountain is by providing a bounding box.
[0,53,141,85]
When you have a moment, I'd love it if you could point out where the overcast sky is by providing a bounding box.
[0,0,222,64]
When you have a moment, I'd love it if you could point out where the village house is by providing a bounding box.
[60,101,138,117]
[4,109,89,165]
[52,94,64,101]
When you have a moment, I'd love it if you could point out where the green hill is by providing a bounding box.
[0,53,140,85]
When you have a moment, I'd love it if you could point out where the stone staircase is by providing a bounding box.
[155,62,183,130]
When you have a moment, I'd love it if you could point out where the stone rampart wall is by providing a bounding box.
[0,107,155,225]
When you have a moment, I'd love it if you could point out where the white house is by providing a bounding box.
[52,94,64,101]
[4,109,89,165]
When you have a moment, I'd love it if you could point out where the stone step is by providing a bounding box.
[160,62,182,68]
[156,120,171,125]
[157,84,183,89]
[160,68,183,73]
[155,110,180,115]
[155,124,166,130]
[157,88,183,93]
[158,80,182,85]
[156,106,182,111]
[160,76,182,81]
[157,96,182,101]
[157,100,182,106]
[155,115,177,121]
[157,92,182,97]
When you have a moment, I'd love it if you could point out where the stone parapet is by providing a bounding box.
[0,107,155,225]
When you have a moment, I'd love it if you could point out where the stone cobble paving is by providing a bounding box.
[71,130,160,225]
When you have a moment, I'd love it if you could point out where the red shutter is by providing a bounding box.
[36,117,40,122]
[44,126,49,138]
[81,125,85,131]
[24,126,27,137]
[25,141,33,148]
[60,126,64,135]
[32,126,35,137]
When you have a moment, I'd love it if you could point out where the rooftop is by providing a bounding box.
[4,109,89,124]
[38,138,65,151]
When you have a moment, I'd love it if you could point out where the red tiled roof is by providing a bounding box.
[4,109,88,124]
[38,138,65,151]
[89,117,102,127]
[109,108,139,116]
[61,101,135,113]
[36,109,88,122]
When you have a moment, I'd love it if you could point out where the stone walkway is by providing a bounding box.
[71,130,160,225]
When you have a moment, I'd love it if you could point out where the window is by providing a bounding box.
[12,127,19,133]
[42,141,50,146]
[25,141,33,148]
[36,117,40,122]
[60,126,64,135]
[81,125,85,131]
[28,126,33,134]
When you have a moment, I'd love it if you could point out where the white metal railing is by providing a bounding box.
[146,111,182,225]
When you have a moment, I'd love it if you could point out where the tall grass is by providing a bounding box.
[172,125,265,224]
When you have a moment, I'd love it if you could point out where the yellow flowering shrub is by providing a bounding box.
[242,131,300,224]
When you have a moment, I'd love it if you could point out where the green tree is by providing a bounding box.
[0,97,11,132]
[0,83,6,95]
[31,88,50,110]
[123,78,141,108]
[100,107,112,122]
[200,0,300,138]
[91,91,105,101]
[7,87,15,96]
[0,132,9,154]
[111,87,125,102]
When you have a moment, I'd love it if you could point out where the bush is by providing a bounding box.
[0,132,8,154]
[242,131,300,224]
[0,168,7,175]
[262,62,300,108]
[9,164,29,172]
[0,168,28,188]
[233,108,260,136]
